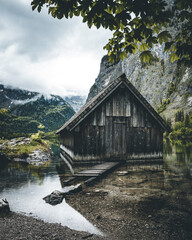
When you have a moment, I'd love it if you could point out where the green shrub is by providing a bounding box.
[167,82,176,97]
[175,110,184,122]
[157,99,169,113]
[168,112,192,143]
[174,121,185,131]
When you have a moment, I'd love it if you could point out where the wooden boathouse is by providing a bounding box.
[56,74,168,164]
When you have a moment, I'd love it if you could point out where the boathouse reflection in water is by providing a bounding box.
[0,143,192,234]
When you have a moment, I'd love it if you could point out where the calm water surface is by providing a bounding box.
[0,149,102,235]
[0,143,192,234]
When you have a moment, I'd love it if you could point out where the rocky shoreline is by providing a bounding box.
[66,186,192,240]
[1,186,192,240]
[1,154,192,240]
[0,137,52,166]
[1,180,192,240]
[0,212,105,240]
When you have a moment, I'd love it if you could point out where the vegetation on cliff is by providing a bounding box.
[0,107,60,162]
[0,121,60,160]
[169,111,192,144]
[0,109,40,139]
[9,96,75,132]
[0,85,76,163]
[0,136,48,160]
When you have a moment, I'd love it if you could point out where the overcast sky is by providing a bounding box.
[0,0,112,97]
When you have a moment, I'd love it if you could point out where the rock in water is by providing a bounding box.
[0,199,10,214]
[43,190,64,206]
[26,149,52,166]
[43,184,82,205]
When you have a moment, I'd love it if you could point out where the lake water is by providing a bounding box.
[0,149,102,235]
[0,143,192,234]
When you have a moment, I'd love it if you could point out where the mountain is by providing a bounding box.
[87,1,192,122]
[64,95,86,112]
[0,109,40,139]
[0,84,76,134]
[87,52,192,121]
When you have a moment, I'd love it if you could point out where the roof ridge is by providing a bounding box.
[56,75,123,133]
[56,74,169,134]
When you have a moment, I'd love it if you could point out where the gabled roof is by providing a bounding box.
[56,74,169,134]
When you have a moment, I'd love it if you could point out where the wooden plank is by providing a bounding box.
[74,173,99,177]
[61,161,123,190]
[73,162,121,178]
[90,162,117,170]
[84,177,97,186]
[63,177,77,186]
[96,163,118,170]
[75,169,105,174]
[105,117,113,157]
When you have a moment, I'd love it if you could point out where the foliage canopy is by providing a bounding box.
[31,0,192,64]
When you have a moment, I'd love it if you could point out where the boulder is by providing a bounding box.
[0,199,10,214]
[26,149,52,166]
[43,184,82,205]
[43,190,64,206]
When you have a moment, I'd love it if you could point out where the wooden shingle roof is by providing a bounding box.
[56,74,169,133]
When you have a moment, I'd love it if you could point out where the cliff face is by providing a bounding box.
[87,0,192,121]
[87,50,192,120]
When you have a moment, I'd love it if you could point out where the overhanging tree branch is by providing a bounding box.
[31,0,192,65]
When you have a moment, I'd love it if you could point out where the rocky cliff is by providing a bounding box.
[87,51,192,120]
[87,0,192,121]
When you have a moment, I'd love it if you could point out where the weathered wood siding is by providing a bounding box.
[60,130,74,150]
[61,84,163,162]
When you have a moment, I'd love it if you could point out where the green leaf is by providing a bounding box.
[32,5,37,11]
[164,41,174,53]
[158,31,172,44]
[125,44,138,54]
[146,37,158,48]
[153,25,161,34]
[37,5,42,13]
[108,52,116,63]
[170,53,179,63]
[179,11,190,21]
[140,51,153,63]
[74,9,80,16]
[132,44,138,54]
[119,51,127,61]
[139,43,149,52]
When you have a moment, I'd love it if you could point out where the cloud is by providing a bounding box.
[0,0,112,96]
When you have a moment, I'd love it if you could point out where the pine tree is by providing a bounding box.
[185,114,190,127]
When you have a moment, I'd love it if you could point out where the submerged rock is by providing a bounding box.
[0,199,10,214]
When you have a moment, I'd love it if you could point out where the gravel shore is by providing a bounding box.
[0,212,106,240]
[1,186,192,240]
[66,188,192,240]
[1,164,192,240]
